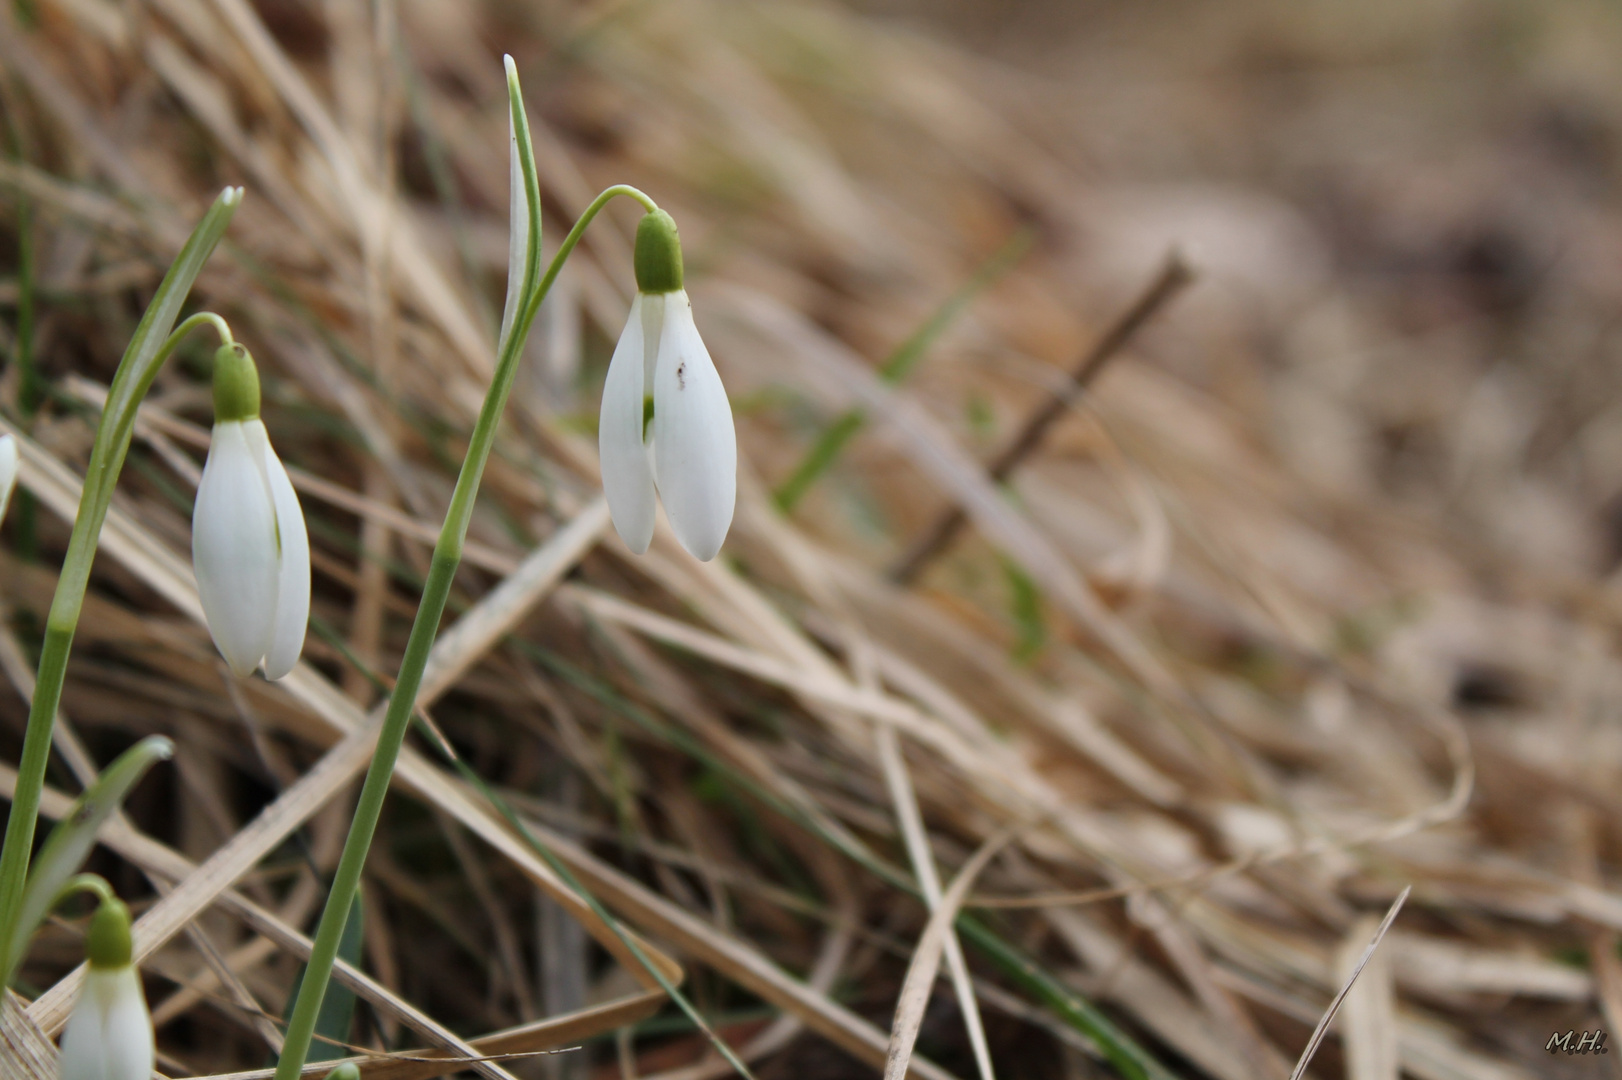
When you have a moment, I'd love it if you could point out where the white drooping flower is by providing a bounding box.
[0,433,17,526]
[191,344,310,680]
[599,210,736,561]
[59,899,153,1080]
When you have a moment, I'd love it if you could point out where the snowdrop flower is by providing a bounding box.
[0,433,17,526]
[59,898,152,1080]
[599,209,736,561]
[192,344,310,680]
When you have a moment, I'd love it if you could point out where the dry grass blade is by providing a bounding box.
[1336,915,1398,1080]
[884,831,1016,1080]
[1288,886,1411,1080]
[0,764,521,1080]
[0,992,54,1080]
[874,721,995,1080]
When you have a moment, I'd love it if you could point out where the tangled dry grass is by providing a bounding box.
[1,1,1621,1078]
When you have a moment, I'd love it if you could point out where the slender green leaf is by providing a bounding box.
[773,229,1032,512]
[410,714,759,1080]
[3,735,173,983]
[1003,557,1047,663]
[52,188,244,626]
[497,55,542,361]
[525,644,1174,1080]
[0,189,239,960]
[772,410,866,513]
[284,890,365,1063]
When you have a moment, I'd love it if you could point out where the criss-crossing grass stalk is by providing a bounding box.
[0,190,241,968]
[272,60,659,1080]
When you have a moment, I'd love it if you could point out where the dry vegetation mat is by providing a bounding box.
[1,1,1620,1078]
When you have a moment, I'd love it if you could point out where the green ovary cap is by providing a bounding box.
[324,1066,361,1080]
[634,209,684,294]
[212,343,261,422]
[86,897,132,969]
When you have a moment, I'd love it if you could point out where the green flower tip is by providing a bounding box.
[86,897,132,969]
[324,1065,361,1080]
[212,343,261,423]
[634,208,684,295]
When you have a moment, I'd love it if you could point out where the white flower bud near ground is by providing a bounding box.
[58,899,152,1080]
[0,433,18,526]
[599,210,736,561]
[192,345,310,680]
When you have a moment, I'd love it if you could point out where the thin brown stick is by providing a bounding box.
[889,252,1194,584]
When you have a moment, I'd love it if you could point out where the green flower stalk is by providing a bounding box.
[272,58,686,1080]
[0,189,241,963]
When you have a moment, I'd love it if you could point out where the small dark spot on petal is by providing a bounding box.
[676,362,686,390]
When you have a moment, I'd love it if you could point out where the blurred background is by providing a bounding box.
[3,0,1622,1078]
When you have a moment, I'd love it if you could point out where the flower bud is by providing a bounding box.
[59,897,153,1080]
[601,211,735,561]
[193,345,311,679]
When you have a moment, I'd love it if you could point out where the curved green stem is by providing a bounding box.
[53,873,115,910]
[520,183,656,334]
[0,183,239,963]
[272,167,655,1080]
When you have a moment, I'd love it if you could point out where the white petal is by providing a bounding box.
[60,967,152,1080]
[599,294,659,553]
[0,434,17,526]
[245,421,310,681]
[100,967,154,1080]
[652,291,736,561]
[192,421,278,677]
[496,64,533,356]
[56,975,106,1080]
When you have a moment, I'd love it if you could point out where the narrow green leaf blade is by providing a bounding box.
[497,56,543,360]
[411,715,760,1080]
[293,890,365,1062]
[3,735,173,983]
[773,229,1031,511]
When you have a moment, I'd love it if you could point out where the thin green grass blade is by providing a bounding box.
[1002,557,1047,663]
[879,230,1031,384]
[393,38,498,340]
[410,714,760,1080]
[286,890,365,1063]
[2,735,173,984]
[525,644,1175,1080]
[773,229,1031,512]
[772,409,866,514]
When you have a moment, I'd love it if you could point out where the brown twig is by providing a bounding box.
[888,251,1195,584]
